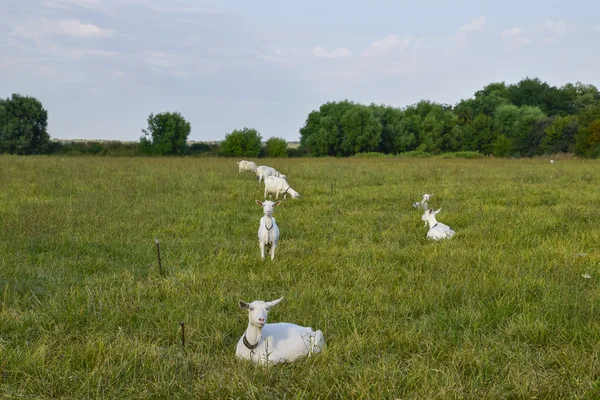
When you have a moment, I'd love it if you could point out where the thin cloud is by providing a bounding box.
[313,46,351,59]
[502,27,531,49]
[460,16,487,32]
[361,34,417,56]
[502,27,524,37]
[41,0,104,11]
[43,19,115,38]
[541,19,566,36]
[452,17,487,48]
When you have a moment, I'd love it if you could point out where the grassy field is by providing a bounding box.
[1,155,599,399]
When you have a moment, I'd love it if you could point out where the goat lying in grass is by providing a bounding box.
[421,207,456,240]
[264,176,301,200]
[412,193,432,210]
[236,297,326,366]
[256,200,280,260]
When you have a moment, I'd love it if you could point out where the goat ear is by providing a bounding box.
[267,297,284,307]
[433,208,442,214]
[255,200,263,206]
[236,162,240,164]
[239,300,250,310]
[273,201,281,206]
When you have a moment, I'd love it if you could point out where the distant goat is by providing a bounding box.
[550,159,555,164]
[237,160,258,173]
[412,193,432,210]
[236,297,326,366]
[256,200,280,260]
[256,166,286,182]
[421,208,456,240]
[264,176,300,200]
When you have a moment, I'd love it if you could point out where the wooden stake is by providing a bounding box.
[155,238,163,275]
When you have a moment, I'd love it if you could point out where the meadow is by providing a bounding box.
[0,155,599,399]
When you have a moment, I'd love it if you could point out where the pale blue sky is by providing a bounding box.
[1,0,599,141]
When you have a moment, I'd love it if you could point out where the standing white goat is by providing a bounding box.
[237,160,258,173]
[264,176,301,200]
[236,297,326,366]
[256,166,286,182]
[412,193,432,210]
[256,200,280,260]
[421,208,456,240]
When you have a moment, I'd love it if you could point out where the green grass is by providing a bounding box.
[1,155,599,399]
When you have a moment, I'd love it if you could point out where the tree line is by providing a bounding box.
[299,78,600,158]
[1,77,599,158]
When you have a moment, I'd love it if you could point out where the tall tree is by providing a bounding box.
[265,137,289,157]
[220,127,263,157]
[0,94,49,155]
[140,112,191,155]
[340,105,382,155]
[542,116,578,154]
[299,100,357,156]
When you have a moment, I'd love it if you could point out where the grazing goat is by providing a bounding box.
[256,200,280,260]
[550,159,555,164]
[237,160,258,173]
[421,208,456,240]
[264,176,301,200]
[256,166,286,182]
[236,297,326,366]
[412,193,432,210]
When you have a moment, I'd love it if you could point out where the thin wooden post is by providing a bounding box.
[155,238,163,275]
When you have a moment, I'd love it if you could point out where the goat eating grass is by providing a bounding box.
[421,207,456,240]
[256,200,280,260]
[264,176,301,200]
[236,297,326,366]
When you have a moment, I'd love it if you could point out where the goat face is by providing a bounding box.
[238,297,284,327]
[256,200,280,216]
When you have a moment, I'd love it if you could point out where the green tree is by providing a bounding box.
[493,135,511,157]
[574,105,600,156]
[0,94,49,155]
[541,116,578,154]
[369,104,403,154]
[512,106,548,156]
[220,127,263,157]
[140,112,190,155]
[299,100,357,156]
[471,114,496,154]
[265,137,288,157]
[393,115,418,153]
[340,105,382,155]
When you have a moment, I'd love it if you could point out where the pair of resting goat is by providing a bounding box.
[414,194,456,240]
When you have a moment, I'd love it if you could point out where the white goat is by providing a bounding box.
[256,166,286,182]
[550,159,555,164]
[256,200,280,260]
[421,208,456,240]
[412,193,432,210]
[237,160,258,173]
[264,176,301,200]
[236,297,326,366]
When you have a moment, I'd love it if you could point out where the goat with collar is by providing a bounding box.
[236,297,326,366]
[256,200,281,260]
[421,207,456,240]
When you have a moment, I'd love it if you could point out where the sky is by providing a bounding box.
[1,0,599,142]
